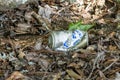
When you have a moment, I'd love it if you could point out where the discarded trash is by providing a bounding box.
[48,30,88,51]
[38,5,53,22]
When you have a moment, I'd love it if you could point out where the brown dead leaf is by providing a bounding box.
[70,5,78,11]
[53,73,61,80]
[6,71,29,80]
[72,52,79,58]
[98,30,104,35]
[68,61,84,68]
[13,41,21,49]
[24,11,34,23]
[16,23,32,33]
[98,19,106,24]
[92,15,100,20]
[97,0,105,7]
[68,63,78,68]
[34,38,42,50]
[18,49,25,59]
[25,52,39,62]
[39,58,51,70]
[104,58,118,66]
[109,45,117,51]
[109,32,116,38]
[107,58,118,62]
[98,70,106,79]
[0,70,4,77]
[81,10,91,19]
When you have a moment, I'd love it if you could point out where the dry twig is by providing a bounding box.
[31,11,51,31]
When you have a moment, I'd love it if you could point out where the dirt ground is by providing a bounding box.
[0,0,120,80]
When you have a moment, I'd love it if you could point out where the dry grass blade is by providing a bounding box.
[66,69,82,79]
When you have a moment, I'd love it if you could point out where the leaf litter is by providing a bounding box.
[0,0,120,80]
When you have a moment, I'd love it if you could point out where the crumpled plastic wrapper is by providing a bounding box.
[38,5,53,22]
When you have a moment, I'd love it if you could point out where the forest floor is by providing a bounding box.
[0,0,120,80]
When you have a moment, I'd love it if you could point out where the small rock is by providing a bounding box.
[115,72,120,80]
[87,45,97,51]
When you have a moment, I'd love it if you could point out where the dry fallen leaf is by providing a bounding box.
[109,32,115,38]
[98,70,107,79]
[18,49,25,59]
[53,73,61,80]
[81,10,91,19]
[98,19,106,24]
[98,30,104,35]
[6,71,29,80]
[109,45,117,51]
[24,11,34,23]
[97,0,105,7]
[16,23,32,33]
[39,58,51,70]
[25,52,39,62]
[34,38,42,50]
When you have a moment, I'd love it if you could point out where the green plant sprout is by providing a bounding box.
[68,21,94,31]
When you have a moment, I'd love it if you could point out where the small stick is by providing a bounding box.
[31,11,51,31]
[102,57,118,72]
